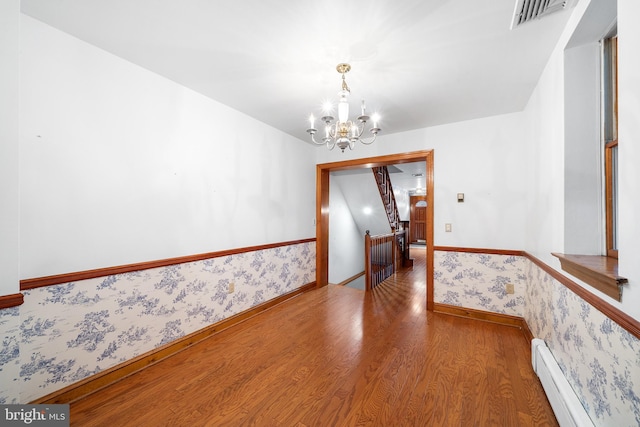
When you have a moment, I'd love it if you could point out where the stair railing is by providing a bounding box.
[365,230,396,290]
[372,166,401,230]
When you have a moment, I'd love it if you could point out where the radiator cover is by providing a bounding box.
[531,338,594,427]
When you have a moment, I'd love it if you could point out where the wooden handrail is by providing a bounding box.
[372,166,401,229]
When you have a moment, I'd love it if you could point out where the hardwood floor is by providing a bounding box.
[70,249,558,426]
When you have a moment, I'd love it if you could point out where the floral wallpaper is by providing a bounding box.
[434,250,640,427]
[434,251,527,316]
[0,306,21,403]
[2,245,639,426]
[0,241,315,403]
[524,261,640,427]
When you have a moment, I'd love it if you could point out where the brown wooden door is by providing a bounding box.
[410,195,427,243]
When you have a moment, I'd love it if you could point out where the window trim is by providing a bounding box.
[605,139,618,259]
[603,35,618,259]
[556,32,624,300]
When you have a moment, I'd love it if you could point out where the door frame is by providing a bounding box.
[315,150,434,310]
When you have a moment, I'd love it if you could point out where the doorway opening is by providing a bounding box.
[410,195,428,245]
[315,150,434,310]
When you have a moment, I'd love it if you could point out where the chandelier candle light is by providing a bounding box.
[307,63,381,152]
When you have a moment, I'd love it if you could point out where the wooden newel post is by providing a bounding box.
[392,230,397,274]
[364,230,372,290]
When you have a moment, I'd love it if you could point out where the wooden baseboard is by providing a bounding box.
[31,282,316,404]
[433,303,532,338]
[521,319,535,344]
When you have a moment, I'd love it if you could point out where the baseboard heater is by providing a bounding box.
[531,339,594,427]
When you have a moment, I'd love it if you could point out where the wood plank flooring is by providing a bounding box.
[70,249,558,426]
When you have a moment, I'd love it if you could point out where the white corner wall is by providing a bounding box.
[333,171,390,237]
[19,15,316,279]
[522,44,566,265]
[617,0,640,320]
[0,0,20,296]
[328,176,365,284]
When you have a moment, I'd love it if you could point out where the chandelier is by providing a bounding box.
[307,63,381,152]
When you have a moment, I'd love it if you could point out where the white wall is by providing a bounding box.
[333,171,391,237]
[394,188,410,222]
[0,0,20,297]
[19,15,316,279]
[522,42,566,265]
[328,176,365,283]
[317,112,529,251]
[523,0,640,321]
[618,0,640,319]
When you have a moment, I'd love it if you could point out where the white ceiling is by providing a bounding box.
[20,0,573,143]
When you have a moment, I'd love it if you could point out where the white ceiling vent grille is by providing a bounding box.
[510,0,570,29]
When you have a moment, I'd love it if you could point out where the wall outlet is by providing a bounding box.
[228,282,235,294]
[506,283,515,294]
[445,223,452,232]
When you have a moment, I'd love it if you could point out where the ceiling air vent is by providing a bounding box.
[510,0,570,29]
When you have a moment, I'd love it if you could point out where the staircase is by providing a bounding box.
[372,166,413,271]
[372,166,401,230]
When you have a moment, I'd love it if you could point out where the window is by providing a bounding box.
[603,35,618,259]
[555,21,626,302]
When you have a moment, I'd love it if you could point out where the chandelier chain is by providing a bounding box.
[341,73,350,93]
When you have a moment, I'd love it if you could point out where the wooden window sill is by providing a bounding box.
[552,253,627,301]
